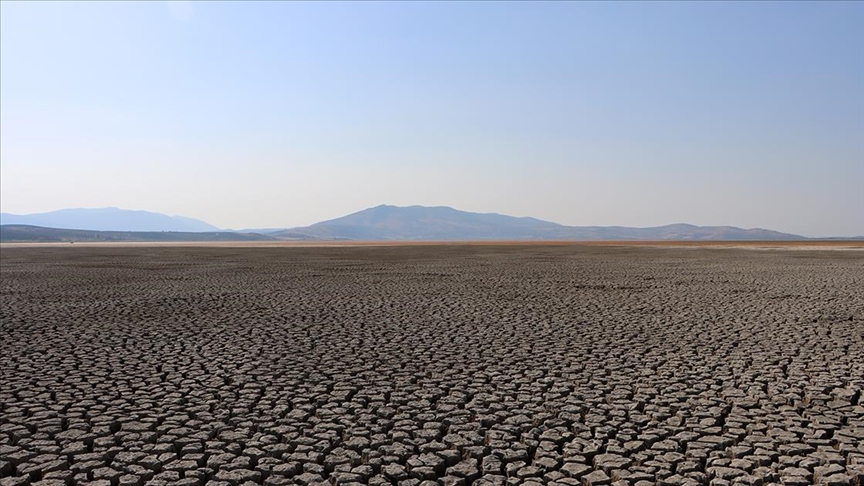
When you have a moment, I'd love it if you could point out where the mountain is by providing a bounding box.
[0,225,275,243]
[270,205,562,240]
[0,207,220,232]
[269,205,806,241]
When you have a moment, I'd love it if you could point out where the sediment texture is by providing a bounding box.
[1,246,863,486]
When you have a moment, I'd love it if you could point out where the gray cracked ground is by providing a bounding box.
[1,245,863,486]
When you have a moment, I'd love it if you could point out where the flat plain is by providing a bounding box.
[1,244,863,486]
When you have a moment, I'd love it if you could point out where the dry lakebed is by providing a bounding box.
[1,244,862,486]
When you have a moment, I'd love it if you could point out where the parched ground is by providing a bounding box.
[1,245,863,486]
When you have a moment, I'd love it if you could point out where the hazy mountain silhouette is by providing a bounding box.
[0,205,815,241]
[268,205,559,240]
[269,205,806,240]
[0,207,220,232]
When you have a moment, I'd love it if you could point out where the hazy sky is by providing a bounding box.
[2,1,863,236]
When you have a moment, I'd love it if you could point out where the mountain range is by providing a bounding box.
[0,207,219,232]
[0,205,823,241]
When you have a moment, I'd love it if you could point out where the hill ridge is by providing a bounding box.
[0,225,274,243]
[1,204,823,240]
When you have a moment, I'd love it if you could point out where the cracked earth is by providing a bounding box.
[1,245,862,486]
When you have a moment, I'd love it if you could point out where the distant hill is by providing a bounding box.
[0,207,220,232]
[269,205,806,241]
[0,225,274,243]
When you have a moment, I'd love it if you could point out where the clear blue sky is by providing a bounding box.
[2,1,862,236]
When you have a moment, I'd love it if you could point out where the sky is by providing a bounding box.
[1,1,863,236]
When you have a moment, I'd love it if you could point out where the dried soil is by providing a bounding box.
[1,245,862,486]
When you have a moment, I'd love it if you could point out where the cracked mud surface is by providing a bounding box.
[1,245,863,486]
